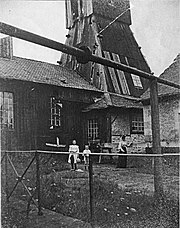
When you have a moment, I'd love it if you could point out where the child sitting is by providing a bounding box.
[82,145,91,170]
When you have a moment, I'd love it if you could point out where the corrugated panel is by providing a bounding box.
[112,53,130,95]
[103,51,121,94]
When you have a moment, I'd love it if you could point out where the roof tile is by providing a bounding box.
[141,54,180,100]
[0,56,101,92]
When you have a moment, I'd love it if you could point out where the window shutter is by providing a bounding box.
[103,51,121,94]
[111,53,130,95]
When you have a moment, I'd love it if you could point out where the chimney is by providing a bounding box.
[0,36,13,59]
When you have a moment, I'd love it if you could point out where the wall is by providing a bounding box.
[0,79,98,151]
[111,109,130,137]
[143,96,180,147]
[111,109,146,153]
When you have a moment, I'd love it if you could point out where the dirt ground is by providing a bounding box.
[1,162,179,228]
[92,164,179,198]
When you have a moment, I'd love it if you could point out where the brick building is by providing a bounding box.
[141,54,180,148]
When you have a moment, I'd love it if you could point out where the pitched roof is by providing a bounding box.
[141,54,180,100]
[83,92,142,112]
[62,1,151,98]
[97,17,151,97]
[0,56,101,92]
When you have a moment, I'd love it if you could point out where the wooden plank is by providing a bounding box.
[103,51,121,94]
[92,21,108,91]
[83,0,93,17]
[89,155,94,223]
[60,29,74,65]
[36,151,43,215]
[112,53,130,95]
[76,19,85,44]
[106,112,111,143]
[1,22,180,89]
[65,0,73,29]
[150,79,164,199]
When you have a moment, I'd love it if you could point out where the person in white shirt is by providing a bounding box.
[68,140,79,170]
[116,135,127,168]
[82,145,91,170]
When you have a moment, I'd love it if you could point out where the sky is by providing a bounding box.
[0,0,179,76]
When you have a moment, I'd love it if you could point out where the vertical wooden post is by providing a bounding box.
[106,111,111,143]
[5,151,9,203]
[89,155,94,224]
[36,151,43,215]
[106,112,113,163]
[150,79,164,199]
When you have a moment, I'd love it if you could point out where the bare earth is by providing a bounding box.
[92,165,179,198]
[1,164,179,228]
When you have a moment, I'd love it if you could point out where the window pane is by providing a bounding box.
[50,96,62,128]
[0,92,14,128]
[131,114,144,133]
[88,119,99,140]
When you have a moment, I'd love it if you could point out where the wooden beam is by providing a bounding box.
[103,51,121,94]
[150,79,164,199]
[89,155,94,223]
[0,22,180,89]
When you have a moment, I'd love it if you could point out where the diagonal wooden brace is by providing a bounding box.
[7,154,37,207]
[1,153,6,164]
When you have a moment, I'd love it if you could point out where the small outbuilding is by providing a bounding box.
[141,54,180,149]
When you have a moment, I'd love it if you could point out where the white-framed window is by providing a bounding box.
[131,116,144,133]
[124,56,143,89]
[0,91,14,129]
[131,74,143,88]
[88,119,99,140]
[50,97,62,128]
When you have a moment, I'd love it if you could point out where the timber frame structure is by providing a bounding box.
[0,22,180,199]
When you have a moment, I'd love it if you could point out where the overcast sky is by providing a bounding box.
[0,0,179,76]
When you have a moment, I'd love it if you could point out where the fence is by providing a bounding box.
[1,150,179,225]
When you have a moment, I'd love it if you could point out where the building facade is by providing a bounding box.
[60,0,151,149]
[1,1,155,152]
[0,37,102,151]
[142,54,180,148]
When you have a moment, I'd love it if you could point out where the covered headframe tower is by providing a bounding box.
[60,0,151,97]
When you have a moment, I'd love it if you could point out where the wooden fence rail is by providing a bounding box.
[1,150,179,224]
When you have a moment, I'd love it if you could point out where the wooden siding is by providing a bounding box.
[0,79,101,151]
[61,2,151,97]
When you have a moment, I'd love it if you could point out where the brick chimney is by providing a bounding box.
[0,36,13,59]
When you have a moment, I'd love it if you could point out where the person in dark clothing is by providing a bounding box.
[145,142,152,154]
[116,135,127,168]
